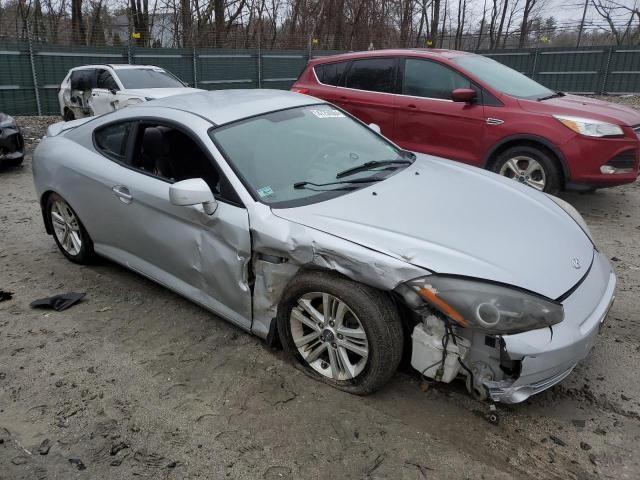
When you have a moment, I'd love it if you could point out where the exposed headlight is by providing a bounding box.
[547,195,594,244]
[554,115,623,137]
[404,276,564,335]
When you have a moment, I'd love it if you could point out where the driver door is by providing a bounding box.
[89,116,253,329]
[90,69,119,115]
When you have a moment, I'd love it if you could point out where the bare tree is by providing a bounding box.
[70,0,86,44]
[518,0,537,47]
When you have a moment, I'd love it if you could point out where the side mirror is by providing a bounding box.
[169,178,218,215]
[451,88,476,103]
[368,123,381,134]
[109,88,118,95]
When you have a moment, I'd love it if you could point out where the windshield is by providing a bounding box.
[210,105,409,207]
[452,55,554,100]
[116,68,185,89]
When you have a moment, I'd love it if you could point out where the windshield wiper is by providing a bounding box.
[293,177,383,189]
[335,159,413,179]
[538,91,565,101]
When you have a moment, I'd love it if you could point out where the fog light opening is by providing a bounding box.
[600,165,633,174]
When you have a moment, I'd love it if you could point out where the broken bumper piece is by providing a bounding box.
[487,250,615,404]
[0,116,25,164]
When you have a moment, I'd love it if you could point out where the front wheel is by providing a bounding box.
[46,193,95,264]
[491,145,561,194]
[277,271,404,395]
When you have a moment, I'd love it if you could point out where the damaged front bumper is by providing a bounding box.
[486,251,616,403]
[0,116,25,164]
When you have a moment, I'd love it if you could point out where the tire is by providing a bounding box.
[3,156,23,167]
[63,109,75,122]
[46,193,95,264]
[277,270,404,395]
[491,145,561,194]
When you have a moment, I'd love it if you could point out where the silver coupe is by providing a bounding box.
[32,90,616,403]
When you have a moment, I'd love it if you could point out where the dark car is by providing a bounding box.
[292,49,640,193]
[0,113,25,167]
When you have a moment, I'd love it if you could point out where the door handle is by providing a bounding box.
[112,185,133,204]
[406,104,418,109]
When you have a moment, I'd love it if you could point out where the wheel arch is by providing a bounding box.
[40,190,56,235]
[267,265,416,351]
[483,135,570,185]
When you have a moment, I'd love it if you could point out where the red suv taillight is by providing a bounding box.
[290,88,310,95]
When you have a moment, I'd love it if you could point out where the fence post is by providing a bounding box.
[193,46,198,88]
[26,22,42,116]
[531,48,539,81]
[257,31,262,88]
[127,15,133,64]
[600,46,614,95]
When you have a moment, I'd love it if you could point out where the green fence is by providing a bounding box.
[1,43,639,116]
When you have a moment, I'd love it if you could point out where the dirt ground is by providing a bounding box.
[1,101,640,480]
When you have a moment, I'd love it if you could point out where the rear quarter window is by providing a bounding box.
[94,122,133,162]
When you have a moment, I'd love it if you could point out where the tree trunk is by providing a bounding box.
[430,0,440,47]
[71,0,85,45]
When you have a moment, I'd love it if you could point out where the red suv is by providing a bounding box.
[292,49,640,193]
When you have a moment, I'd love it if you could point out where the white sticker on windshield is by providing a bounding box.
[256,185,274,198]
[310,108,345,119]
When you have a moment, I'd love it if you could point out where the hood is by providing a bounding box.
[121,87,203,99]
[273,157,594,299]
[519,94,640,127]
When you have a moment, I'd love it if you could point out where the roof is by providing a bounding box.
[136,89,322,126]
[309,48,474,64]
[70,64,163,71]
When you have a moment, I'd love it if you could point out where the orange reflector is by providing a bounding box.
[418,288,467,327]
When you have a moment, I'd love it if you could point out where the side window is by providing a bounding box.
[94,122,132,162]
[96,69,119,91]
[314,61,348,86]
[344,58,395,93]
[130,123,242,205]
[402,59,472,99]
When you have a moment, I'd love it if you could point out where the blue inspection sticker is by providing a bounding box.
[256,185,274,198]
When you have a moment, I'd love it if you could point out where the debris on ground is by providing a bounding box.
[68,458,86,470]
[110,442,130,456]
[38,438,51,455]
[30,292,86,311]
[0,290,13,302]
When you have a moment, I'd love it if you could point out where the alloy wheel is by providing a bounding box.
[289,292,369,381]
[50,199,83,256]
[499,156,547,191]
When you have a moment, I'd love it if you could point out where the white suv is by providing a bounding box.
[58,64,201,120]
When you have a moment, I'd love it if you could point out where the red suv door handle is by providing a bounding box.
[406,104,418,109]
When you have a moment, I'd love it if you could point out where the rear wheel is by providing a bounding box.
[491,145,561,194]
[46,193,95,264]
[277,270,404,395]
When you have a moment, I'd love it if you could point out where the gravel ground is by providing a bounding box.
[1,97,640,479]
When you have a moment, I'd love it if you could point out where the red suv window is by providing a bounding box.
[402,59,471,99]
[344,58,396,93]
[314,62,349,86]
